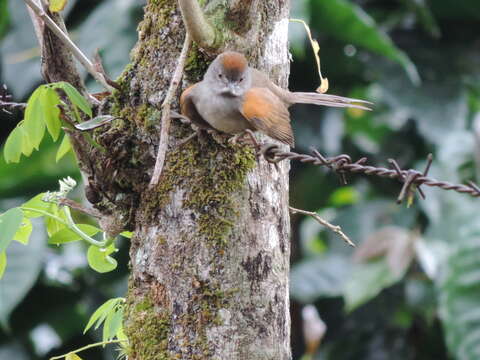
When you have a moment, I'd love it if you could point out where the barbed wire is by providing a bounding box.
[259,144,480,203]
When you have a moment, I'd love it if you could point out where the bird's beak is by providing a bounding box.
[222,83,242,97]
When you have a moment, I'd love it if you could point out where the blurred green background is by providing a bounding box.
[1,0,479,359]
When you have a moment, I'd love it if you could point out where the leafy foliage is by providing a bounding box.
[310,0,419,84]
[3,82,91,163]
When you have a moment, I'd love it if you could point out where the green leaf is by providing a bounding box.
[49,0,68,12]
[0,230,45,328]
[24,86,47,150]
[290,255,351,303]
[424,190,480,359]
[109,306,123,340]
[21,193,50,218]
[103,306,123,341]
[74,115,115,131]
[329,187,360,207]
[83,297,123,334]
[0,0,9,38]
[45,203,67,236]
[0,251,6,279]
[56,134,72,162]
[120,231,133,239]
[343,259,405,311]
[19,122,34,157]
[0,207,24,253]
[3,124,23,163]
[49,224,101,245]
[440,242,480,359]
[43,87,62,141]
[311,0,420,84]
[13,218,32,245]
[55,82,92,117]
[87,244,117,273]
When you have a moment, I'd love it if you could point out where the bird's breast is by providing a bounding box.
[194,90,252,134]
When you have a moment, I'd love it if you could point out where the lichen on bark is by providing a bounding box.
[114,0,292,359]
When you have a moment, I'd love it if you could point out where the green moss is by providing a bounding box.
[146,134,256,247]
[124,293,171,360]
[185,43,210,82]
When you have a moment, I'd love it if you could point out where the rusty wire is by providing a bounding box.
[259,144,480,203]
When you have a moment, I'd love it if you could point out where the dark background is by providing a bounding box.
[1,0,479,359]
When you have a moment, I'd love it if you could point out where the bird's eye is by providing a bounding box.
[218,74,223,78]
[239,77,244,82]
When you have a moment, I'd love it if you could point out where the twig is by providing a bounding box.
[149,33,192,187]
[290,206,355,247]
[59,198,102,218]
[0,84,26,114]
[178,0,217,50]
[49,339,127,360]
[93,50,121,90]
[23,0,114,91]
[260,144,480,201]
[0,101,26,114]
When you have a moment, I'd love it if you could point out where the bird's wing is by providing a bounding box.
[240,87,294,146]
[180,84,216,130]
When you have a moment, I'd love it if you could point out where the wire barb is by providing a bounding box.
[259,144,480,201]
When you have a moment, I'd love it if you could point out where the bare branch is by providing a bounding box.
[178,0,218,50]
[290,206,355,247]
[59,198,102,218]
[149,33,192,187]
[0,84,26,114]
[23,0,113,91]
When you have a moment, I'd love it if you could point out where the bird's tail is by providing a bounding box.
[291,92,373,111]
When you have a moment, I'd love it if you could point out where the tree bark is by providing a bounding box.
[114,1,293,359]
[35,0,291,358]
[118,1,292,359]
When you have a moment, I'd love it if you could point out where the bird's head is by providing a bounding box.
[205,51,252,97]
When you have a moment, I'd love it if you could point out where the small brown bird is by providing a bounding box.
[180,51,371,147]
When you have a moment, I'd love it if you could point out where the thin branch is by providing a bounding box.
[0,101,26,114]
[149,33,192,187]
[290,206,355,247]
[49,339,127,360]
[178,0,217,50]
[23,0,113,91]
[58,198,102,218]
[0,84,26,114]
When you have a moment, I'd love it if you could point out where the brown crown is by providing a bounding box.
[221,51,248,72]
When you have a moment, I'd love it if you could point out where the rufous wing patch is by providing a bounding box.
[241,87,294,146]
[180,84,215,130]
[180,85,195,113]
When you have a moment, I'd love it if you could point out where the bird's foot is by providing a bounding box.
[228,130,261,152]
[170,110,191,125]
[176,131,198,147]
[177,128,211,147]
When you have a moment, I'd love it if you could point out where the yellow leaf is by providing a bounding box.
[290,18,329,93]
[49,0,67,12]
[316,78,329,94]
[66,353,83,360]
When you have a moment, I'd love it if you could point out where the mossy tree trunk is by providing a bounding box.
[72,0,292,358]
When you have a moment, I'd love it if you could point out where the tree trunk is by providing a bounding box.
[94,1,291,359]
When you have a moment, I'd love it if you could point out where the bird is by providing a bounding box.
[179,51,371,147]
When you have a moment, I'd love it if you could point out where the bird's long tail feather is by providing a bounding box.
[292,92,373,111]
